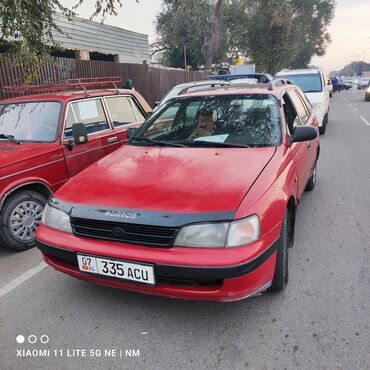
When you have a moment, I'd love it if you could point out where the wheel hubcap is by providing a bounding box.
[9,201,44,241]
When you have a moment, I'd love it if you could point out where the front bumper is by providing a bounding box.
[36,224,280,302]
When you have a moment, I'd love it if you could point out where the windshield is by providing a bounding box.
[0,101,61,142]
[278,74,323,93]
[131,94,281,147]
[159,86,184,106]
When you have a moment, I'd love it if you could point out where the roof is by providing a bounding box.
[180,83,290,99]
[276,68,322,76]
[173,80,231,88]
[0,89,141,104]
[206,73,272,81]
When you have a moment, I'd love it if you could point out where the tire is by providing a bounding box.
[305,162,317,192]
[0,190,47,251]
[319,119,326,135]
[365,95,370,102]
[270,211,289,292]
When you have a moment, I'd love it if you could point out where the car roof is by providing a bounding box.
[179,83,290,99]
[172,80,231,88]
[276,68,322,76]
[0,88,140,104]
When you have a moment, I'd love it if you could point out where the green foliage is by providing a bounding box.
[0,0,125,62]
[154,0,225,69]
[155,0,336,73]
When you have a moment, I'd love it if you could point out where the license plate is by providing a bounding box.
[77,254,155,285]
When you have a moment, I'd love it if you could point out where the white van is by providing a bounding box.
[275,68,330,134]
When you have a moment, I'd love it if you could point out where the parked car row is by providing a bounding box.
[1,73,320,302]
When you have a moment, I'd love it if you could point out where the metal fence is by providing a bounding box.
[0,56,209,106]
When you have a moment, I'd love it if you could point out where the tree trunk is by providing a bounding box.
[204,0,223,70]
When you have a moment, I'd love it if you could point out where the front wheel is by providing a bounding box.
[270,212,289,292]
[0,191,47,251]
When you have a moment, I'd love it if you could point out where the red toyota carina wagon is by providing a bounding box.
[36,83,319,302]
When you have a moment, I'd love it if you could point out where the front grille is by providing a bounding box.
[71,218,178,247]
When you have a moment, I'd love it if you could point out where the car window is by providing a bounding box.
[105,96,145,127]
[295,89,313,114]
[278,74,322,93]
[144,103,182,137]
[133,94,281,147]
[282,94,299,135]
[131,99,146,121]
[287,90,309,124]
[64,99,109,138]
[0,101,61,142]
[159,86,184,106]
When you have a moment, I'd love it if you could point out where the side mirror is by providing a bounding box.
[291,126,317,143]
[126,127,139,139]
[72,123,88,145]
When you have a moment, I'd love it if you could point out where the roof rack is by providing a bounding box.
[3,76,123,95]
[267,79,292,90]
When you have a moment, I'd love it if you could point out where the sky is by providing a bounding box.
[62,0,370,73]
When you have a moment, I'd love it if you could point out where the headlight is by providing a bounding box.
[174,215,259,248]
[367,87,370,92]
[42,203,72,233]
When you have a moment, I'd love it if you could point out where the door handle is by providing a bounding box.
[107,136,118,143]
[307,141,311,151]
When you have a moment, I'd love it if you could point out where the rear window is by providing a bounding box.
[278,74,323,93]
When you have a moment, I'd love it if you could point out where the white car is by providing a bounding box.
[154,80,231,110]
[275,68,330,134]
[230,78,259,85]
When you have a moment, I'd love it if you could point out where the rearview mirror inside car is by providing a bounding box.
[126,127,139,139]
[72,123,88,145]
[291,126,317,143]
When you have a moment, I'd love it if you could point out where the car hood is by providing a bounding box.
[57,145,276,213]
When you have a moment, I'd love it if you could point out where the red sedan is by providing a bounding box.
[36,82,319,301]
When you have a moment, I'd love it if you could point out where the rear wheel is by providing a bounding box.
[0,191,47,251]
[270,211,289,292]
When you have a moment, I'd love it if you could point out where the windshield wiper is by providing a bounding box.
[173,140,251,148]
[0,134,21,144]
[129,137,185,147]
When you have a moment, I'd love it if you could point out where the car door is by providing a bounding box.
[62,97,121,177]
[283,90,311,196]
[103,95,147,143]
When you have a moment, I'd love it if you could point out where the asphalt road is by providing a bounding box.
[1,88,370,370]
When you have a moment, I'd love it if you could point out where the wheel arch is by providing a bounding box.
[0,181,53,210]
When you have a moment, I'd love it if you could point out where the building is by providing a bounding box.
[51,14,150,64]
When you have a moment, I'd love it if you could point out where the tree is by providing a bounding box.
[245,0,295,73]
[153,0,227,69]
[243,0,335,73]
[0,0,131,60]
[155,0,335,73]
